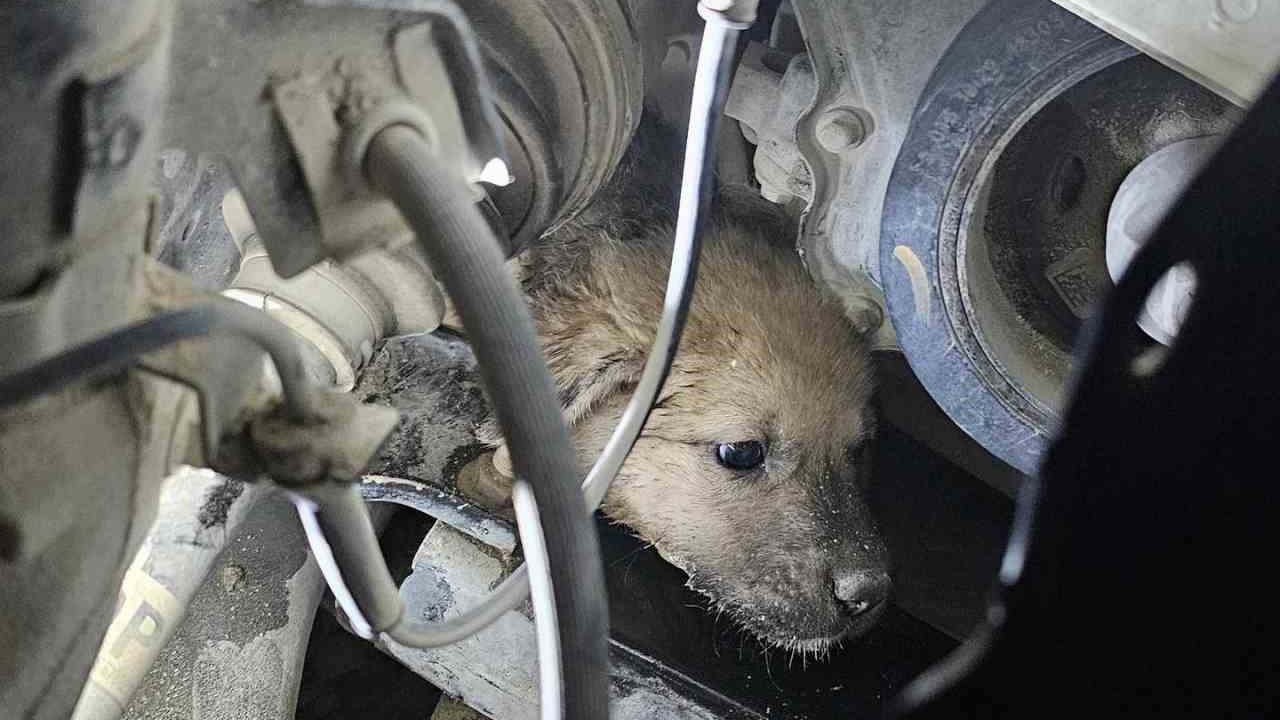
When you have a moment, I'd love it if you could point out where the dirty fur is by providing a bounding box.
[486,115,889,652]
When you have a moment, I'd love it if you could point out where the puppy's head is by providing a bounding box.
[538,212,888,653]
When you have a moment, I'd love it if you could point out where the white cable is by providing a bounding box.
[513,480,563,720]
[290,493,376,639]
[505,14,740,717]
[384,5,745,650]
[582,5,740,509]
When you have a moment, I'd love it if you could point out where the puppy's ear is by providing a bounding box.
[476,349,642,449]
[556,353,643,429]
[476,349,639,489]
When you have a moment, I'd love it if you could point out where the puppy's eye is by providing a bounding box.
[715,441,766,471]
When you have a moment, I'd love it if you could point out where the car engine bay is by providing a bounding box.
[2,1,1279,718]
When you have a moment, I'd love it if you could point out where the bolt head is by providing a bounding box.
[816,109,869,153]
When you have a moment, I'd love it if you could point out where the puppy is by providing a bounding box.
[477,115,890,652]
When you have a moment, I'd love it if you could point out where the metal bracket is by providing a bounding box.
[165,0,509,278]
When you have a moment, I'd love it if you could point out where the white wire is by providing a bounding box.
[289,493,375,640]
[505,15,740,719]
[513,480,563,720]
[384,6,744,651]
[582,4,739,508]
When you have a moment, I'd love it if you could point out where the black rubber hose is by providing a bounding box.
[0,301,313,419]
[298,483,405,634]
[365,125,609,719]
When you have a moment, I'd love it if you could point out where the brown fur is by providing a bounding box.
[488,119,889,652]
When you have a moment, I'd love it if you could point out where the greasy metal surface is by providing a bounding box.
[894,67,1280,720]
[355,333,491,492]
[121,494,325,720]
[789,0,990,349]
[382,523,765,720]
[71,471,267,720]
[362,474,517,555]
[165,0,641,275]
[0,1,166,298]
[1050,0,1280,105]
[959,54,1241,418]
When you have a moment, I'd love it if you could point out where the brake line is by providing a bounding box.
[301,3,756,719]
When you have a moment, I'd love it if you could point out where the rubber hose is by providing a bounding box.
[0,301,313,420]
[354,9,744,652]
[365,125,609,720]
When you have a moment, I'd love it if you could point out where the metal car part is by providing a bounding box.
[782,0,993,346]
[109,492,768,720]
[1104,136,1219,345]
[363,475,519,556]
[725,42,817,206]
[881,0,1243,472]
[228,235,445,392]
[724,0,1029,490]
[134,264,312,458]
[894,63,1280,720]
[382,522,764,720]
[952,56,1237,418]
[70,471,267,720]
[0,265,272,720]
[79,328,506,720]
[165,0,641,276]
[0,1,170,301]
[2,0,651,717]
[118,493,331,720]
[67,145,450,718]
[0,369,184,720]
[153,157,447,393]
[1049,0,1280,105]
[65,248,426,720]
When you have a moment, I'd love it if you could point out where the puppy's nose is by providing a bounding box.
[833,568,891,617]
